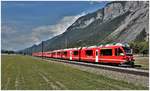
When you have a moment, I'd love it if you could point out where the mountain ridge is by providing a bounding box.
[20,1,149,54]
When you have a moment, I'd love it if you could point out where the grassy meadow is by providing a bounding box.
[1,55,148,90]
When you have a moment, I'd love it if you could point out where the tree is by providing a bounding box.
[129,41,149,56]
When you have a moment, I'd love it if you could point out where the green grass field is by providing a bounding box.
[1,55,148,90]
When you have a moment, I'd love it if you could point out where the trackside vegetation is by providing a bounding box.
[1,55,148,90]
[129,41,149,56]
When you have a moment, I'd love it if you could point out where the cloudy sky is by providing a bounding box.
[1,1,107,51]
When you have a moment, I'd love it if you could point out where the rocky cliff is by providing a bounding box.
[103,1,149,43]
[20,1,149,54]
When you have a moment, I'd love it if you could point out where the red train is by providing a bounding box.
[32,43,135,66]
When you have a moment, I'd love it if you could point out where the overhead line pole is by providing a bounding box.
[65,37,68,48]
[42,41,44,59]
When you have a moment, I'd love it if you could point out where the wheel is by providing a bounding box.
[129,61,134,67]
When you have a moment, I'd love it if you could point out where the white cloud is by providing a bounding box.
[1,13,85,50]
[30,14,84,44]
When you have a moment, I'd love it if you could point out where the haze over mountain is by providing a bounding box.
[21,1,149,54]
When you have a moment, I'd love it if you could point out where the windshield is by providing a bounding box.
[123,47,132,55]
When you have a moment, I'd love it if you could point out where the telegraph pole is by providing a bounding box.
[42,41,44,59]
[77,40,82,61]
[65,37,68,48]
[31,48,33,56]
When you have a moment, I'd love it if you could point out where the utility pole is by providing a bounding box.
[42,41,44,59]
[77,40,82,61]
[31,48,33,56]
[65,37,68,48]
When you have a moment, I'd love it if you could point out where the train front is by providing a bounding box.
[122,46,135,66]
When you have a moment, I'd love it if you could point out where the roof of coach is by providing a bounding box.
[60,47,81,51]
[98,43,130,48]
[99,45,122,49]
[42,43,129,53]
[82,46,97,49]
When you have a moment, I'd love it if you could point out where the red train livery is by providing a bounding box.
[32,43,135,66]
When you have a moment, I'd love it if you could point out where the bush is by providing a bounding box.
[129,41,149,55]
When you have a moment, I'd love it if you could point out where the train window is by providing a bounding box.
[115,48,124,56]
[73,51,78,55]
[123,47,132,54]
[52,52,55,55]
[118,48,124,56]
[100,49,112,56]
[96,51,98,56]
[86,50,93,56]
[57,52,61,55]
[64,52,67,56]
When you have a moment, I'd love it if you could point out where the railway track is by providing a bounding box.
[35,57,149,77]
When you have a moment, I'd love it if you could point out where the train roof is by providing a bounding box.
[35,43,130,53]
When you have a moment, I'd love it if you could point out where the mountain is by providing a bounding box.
[20,1,149,54]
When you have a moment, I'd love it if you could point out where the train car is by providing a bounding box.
[54,50,62,59]
[71,48,81,61]
[80,46,97,63]
[42,50,62,58]
[51,51,57,58]
[61,50,67,59]
[44,51,52,58]
[61,49,71,60]
[32,43,134,66]
[98,44,134,65]
[32,52,37,56]
[32,52,46,57]
[43,52,47,57]
[35,52,42,57]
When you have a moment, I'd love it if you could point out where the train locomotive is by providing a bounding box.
[32,43,135,66]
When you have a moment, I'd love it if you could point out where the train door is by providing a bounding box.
[95,49,99,62]
[70,51,72,60]
[56,52,57,58]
